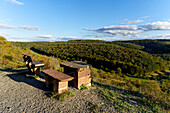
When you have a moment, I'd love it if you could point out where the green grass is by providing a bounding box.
[30,50,39,54]
[50,91,74,101]
[80,84,88,90]
[165,41,170,44]
[26,74,39,79]
[88,101,101,112]
[127,76,149,82]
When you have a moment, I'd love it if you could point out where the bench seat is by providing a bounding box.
[42,69,74,93]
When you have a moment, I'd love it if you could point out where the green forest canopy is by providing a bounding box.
[11,39,170,78]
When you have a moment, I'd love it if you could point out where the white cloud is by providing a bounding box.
[18,26,40,31]
[58,36,83,41]
[8,37,33,42]
[0,32,10,36]
[37,35,56,41]
[84,21,170,37]
[121,19,144,25]
[100,25,138,30]
[148,34,170,39]
[102,30,142,36]
[102,34,170,41]
[123,19,128,21]
[85,25,141,36]
[9,35,56,42]
[84,28,96,31]
[140,21,170,31]
[0,23,40,31]
[0,24,16,29]
[9,35,84,42]
[6,0,24,5]
[84,34,105,38]
[85,25,138,31]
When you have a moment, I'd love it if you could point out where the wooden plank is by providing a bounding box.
[33,60,44,67]
[78,69,91,78]
[60,61,90,69]
[42,69,74,82]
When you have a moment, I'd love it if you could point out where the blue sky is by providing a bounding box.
[0,0,170,41]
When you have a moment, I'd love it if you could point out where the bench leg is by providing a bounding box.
[35,67,40,76]
[26,66,32,73]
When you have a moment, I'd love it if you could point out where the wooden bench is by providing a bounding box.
[42,69,74,93]
[23,54,44,76]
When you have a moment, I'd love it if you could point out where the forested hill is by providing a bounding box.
[11,39,170,78]
[113,39,170,54]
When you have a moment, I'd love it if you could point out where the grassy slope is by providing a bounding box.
[0,37,60,69]
[91,68,170,112]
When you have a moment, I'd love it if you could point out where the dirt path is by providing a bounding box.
[0,69,114,113]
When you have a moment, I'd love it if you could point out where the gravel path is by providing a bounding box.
[0,69,114,113]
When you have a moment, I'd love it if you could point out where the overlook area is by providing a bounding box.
[1,0,170,112]
[0,36,170,112]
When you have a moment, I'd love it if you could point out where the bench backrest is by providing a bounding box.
[23,54,33,63]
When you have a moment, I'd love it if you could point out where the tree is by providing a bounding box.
[117,68,122,76]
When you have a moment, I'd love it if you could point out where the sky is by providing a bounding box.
[0,0,170,42]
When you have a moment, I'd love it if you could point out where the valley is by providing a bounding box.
[0,36,170,112]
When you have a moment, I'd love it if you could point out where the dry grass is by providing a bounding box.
[0,38,60,70]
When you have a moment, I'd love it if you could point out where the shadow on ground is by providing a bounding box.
[0,68,28,73]
[0,68,47,91]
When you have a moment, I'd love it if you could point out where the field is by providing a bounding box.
[165,41,170,44]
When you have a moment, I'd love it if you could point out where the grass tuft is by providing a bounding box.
[50,91,74,101]
[80,84,88,90]
[26,74,39,79]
